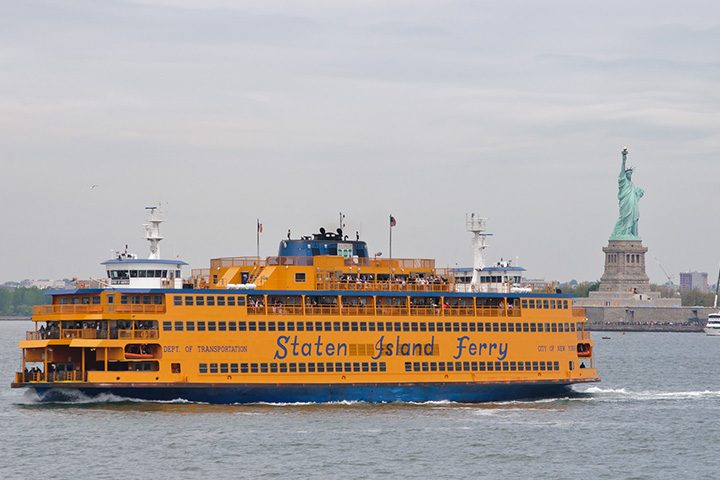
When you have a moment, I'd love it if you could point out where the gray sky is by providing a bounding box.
[2,0,719,285]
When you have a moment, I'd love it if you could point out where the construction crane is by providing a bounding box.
[650,252,674,285]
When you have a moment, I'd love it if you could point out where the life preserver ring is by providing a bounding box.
[140,331,148,338]
[79,283,85,289]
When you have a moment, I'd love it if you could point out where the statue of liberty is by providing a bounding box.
[610,147,644,240]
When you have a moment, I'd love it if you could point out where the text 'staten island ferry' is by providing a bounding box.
[12,209,599,403]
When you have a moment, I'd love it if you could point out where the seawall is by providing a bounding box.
[582,306,710,332]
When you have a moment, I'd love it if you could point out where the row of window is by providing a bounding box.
[405,360,561,372]
[174,295,247,307]
[164,320,578,334]
[108,269,181,280]
[199,361,388,374]
[196,360,561,375]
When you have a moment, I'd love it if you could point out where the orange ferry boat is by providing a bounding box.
[12,210,599,403]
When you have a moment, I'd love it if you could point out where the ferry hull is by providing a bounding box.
[21,380,591,404]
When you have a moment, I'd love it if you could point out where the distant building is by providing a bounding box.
[679,271,708,293]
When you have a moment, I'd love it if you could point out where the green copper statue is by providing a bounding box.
[610,147,643,240]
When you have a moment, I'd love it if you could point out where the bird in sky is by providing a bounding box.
[90,184,99,189]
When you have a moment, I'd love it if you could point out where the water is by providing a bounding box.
[2,320,719,479]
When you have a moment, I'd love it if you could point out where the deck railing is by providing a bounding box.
[34,304,165,316]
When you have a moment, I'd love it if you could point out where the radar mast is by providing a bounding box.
[467,213,493,287]
[144,206,165,260]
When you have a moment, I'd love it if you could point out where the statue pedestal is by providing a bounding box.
[599,240,650,294]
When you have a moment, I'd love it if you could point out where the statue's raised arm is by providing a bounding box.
[610,147,643,240]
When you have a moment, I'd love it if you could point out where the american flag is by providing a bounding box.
[257,220,263,233]
[390,215,396,227]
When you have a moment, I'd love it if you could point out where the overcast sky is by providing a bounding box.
[1,0,719,285]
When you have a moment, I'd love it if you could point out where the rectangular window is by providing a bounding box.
[208,321,216,332]
[217,296,225,306]
[402,322,410,332]
[517,361,524,371]
[174,321,183,332]
[268,321,276,332]
[342,322,350,332]
[411,322,418,332]
[174,296,182,306]
[220,363,229,374]
[186,321,195,332]
[543,299,549,309]
[379,362,386,372]
[478,361,486,372]
[352,322,359,332]
[228,296,236,306]
[219,321,227,332]
[196,296,205,306]
[261,363,269,373]
[362,362,369,372]
[521,299,528,309]
[184,296,193,306]
[289,363,297,373]
[304,322,312,332]
[251,363,259,373]
[163,321,172,331]
[259,321,266,332]
[249,321,257,332]
[500,322,507,332]
[493,322,499,332]
[280,363,288,373]
[295,272,306,283]
[277,321,285,332]
[510,361,517,371]
[405,362,412,372]
[231,363,239,374]
[532,361,539,371]
[207,296,215,306]
[287,321,295,331]
[199,363,208,374]
[540,361,546,371]
[238,321,247,332]
[507,323,514,332]
[360,322,368,332]
[209,363,218,374]
[530,323,537,333]
[197,321,206,332]
[325,363,334,373]
[237,296,246,307]
[241,363,249,373]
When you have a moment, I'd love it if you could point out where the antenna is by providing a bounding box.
[144,206,165,259]
[467,213,493,287]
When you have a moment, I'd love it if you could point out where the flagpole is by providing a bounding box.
[389,214,393,281]
[256,219,260,261]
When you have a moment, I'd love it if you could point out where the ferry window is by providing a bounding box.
[427,322,435,332]
[368,322,376,332]
[249,321,257,332]
[268,321,276,332]
[171,363,181,374]
[455,361,462,371]
[551,323,557,332]
[317,363,325,373]
[219,321,227,332]
[209,363,218,374]
[485,322,492,332]
[413,362,420,372]
[537,323,543,332]
[227,296,235,306]
[544,323,551,332]
[461,362,469,371]
[525,361,532,371]
[477,361,485,372]
[522,323,529,332]
[163,321,172,331]
[143,295,151,305]
[349,362,357,372]
[460,322,467,332]
[286,321,294,331]
[132,295,141,304]
[379,362,387,373]
[359,362,367,372]
[405,362,412,372]
[540,361,546,371]
[411,322,418,332]
[324,321,331,331]
[231,363,239,374]
[271,363,278,373]
[435,322,443,332]
[487,362,494,371]
[470,361,478,371]
[208,321,216,332]
[402,322,409,332]
[174,296,182,306]
[517,361,524,371]
[295,273,306,283]
[276,321,284,331]
[237,296,246,307]
[297,363,306,373]
[384,322,392,332]
[261,363,269,373]
[197,321,206,332]
[259,321,266,331]
[492,322,499,332]
[530,323,537,333]
[570,323,575,332]
[543,299,549,309]
[510,361,516,371]
[92,296,101,305]
[469,322,476,332]
[107,295,114,304]
[239,363,249,373]
[129,270,138,278]
[288,363,297,373]
[139,270,147,278]
[550,300,556,309]
[185,296,194,306]
[494,361,502,371]
[217,296,225,306]
[371,363,378,372]
[229,321,236,332]
[342,322,350,332]
[564,323,570,332]
[186,321,195,331]
[251,363,259,373]
[438,362,445,372]
[199,363,208,374]
[532,361,539,371]
[305,322,313,332]
[360,321,367,332]
[337,362,345,372]
[554,361,559,371]
[295,322,304,332]
[563,300,569,309]
[507,323,514,332]
[207,296,215,306]
[332,321,340,332]
[196,296,205,306]
[503,362,509,371]
[279,363,287,373]
[422,362,429,372]
[500,323,507,332]
[121,295,129,305]
[394,322,401,332]
[238,321,247,331]
[475,323,483,332]
[220,363,228,374]
[174,321,183,332]
[558,323,564,332]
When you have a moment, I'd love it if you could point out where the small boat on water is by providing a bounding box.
[706,265,720,336]
[601,336,611,339]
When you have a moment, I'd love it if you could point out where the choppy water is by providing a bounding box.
[2,320,719,479]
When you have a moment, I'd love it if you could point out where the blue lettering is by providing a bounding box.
[497,343,508,360]
[325,342,335,356]
[301,343,312,356]
[337,343,347,356]
[291,336,300,356]
[424,336,434,356]
[274,336,289,360]
[488,343,497,357]
[372,336,385,360]
[385,343,393,356]
[412,343,422,356]
[468,343,477,355]
[315,336,323,356]
[454,336,470,359]
[478,343,487,355]
[400,343,410,356]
